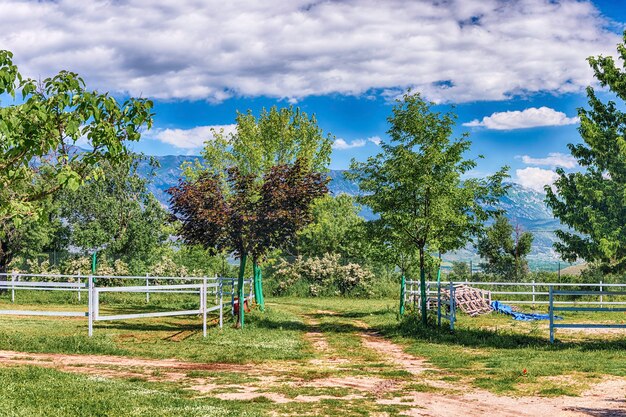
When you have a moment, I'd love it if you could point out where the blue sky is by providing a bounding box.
[1,0,625,191]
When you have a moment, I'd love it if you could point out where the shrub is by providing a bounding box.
[271,253,374,297]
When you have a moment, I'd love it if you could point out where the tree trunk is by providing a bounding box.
[419,247,427,326]
[252,259,265,312]
[237,253,247,329]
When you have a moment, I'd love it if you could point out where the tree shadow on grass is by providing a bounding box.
[309,309,393,320]
[564,407,626,417]
[378,313,626,351]
[96,321,204,333]
[250,316,310,332]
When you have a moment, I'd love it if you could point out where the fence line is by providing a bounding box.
[0,273,256,337]
[404,280,626,306]
[549,286,626,343]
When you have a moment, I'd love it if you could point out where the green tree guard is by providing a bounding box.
[399,275,406,316]
[253,260,265,311]
[420,262,427,324]
[237,254,247,328]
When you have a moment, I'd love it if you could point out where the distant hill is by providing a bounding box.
[140,155,570,266]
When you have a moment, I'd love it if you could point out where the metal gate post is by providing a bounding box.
[11,271,16,303]
[219,278,223,329]
[600,280,603,308]
[549,286,554,343]
[449,281,456,331]
[231,278,235,317]
[437,281,442,327]
[88,275,94,337]
[146,274,150,303]
[202,277,207,337]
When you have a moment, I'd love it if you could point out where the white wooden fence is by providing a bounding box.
[405,280,626,307]
[0,273,254,337]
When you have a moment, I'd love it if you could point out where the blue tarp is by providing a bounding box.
[491,301,561,321]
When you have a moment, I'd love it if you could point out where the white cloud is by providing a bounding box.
[0,1,619,102]
[519,152,578,168]
[464,107,580,130]
[150,124,237,149]
[368,136,382,145]
[515,167,559,192]
[333,138,367,150]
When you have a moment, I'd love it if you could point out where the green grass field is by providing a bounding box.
[0,292,625,416]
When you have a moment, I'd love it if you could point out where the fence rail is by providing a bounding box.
[549,286,626,343]
[0,273,256,337]
[404,280,626,307]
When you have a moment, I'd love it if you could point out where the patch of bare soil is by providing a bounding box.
[353,321,626,416]
[303,314,351,367]
[0,350,252,373]
[360,331,434,376]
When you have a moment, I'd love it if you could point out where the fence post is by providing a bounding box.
[11,271,16,303]
[77,274,81,301]
[532,279,536,307]
[146,274,150,303]
[88,275,94,337]
[202,277,207,337]
[219,278,223,329]
[231,278,235,317]
[600,280,603,308]
[399,275,405,316]
[549,286,554,344]
[449,281,455,331]
[214,274,218,304]
[437,281,441,327]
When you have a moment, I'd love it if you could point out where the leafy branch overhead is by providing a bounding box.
[0,50,154,224]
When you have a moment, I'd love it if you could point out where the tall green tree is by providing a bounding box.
[297,194,369,261]
[477,215,533,280]
[0,50,153,225]
[54,157,169,274]
[186,106,333,310]
[349,92,508,325]
[546,32,626,273]
[0,199,63,272]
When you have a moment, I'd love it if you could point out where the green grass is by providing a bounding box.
[0,294,311,363]
[2,292,626,409]
[0,366,263,417]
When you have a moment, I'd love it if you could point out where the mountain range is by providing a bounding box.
[139,155,568,268]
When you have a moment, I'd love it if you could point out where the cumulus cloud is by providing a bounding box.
[333,139,367,150]
[150,124,237,149]
[519,152,578,168]
[464,107,580,130]
[368,136,382,145]
[515,167,559,192]
[0,0,619,102]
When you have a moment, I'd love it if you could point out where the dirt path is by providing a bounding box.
[2,309,626,416]
[351,320,626,416]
